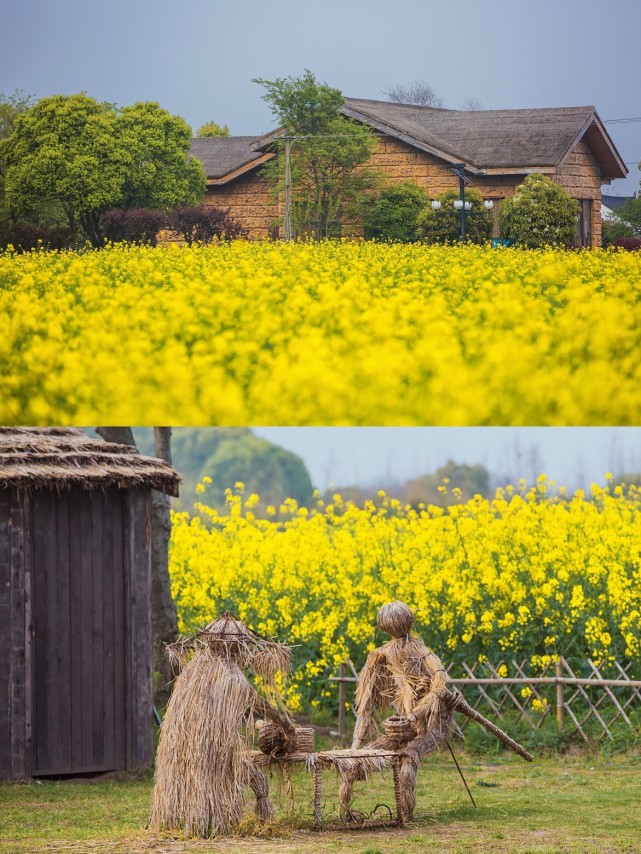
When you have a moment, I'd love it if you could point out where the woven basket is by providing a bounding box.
[383,715,414,745]
[258,722,315,755]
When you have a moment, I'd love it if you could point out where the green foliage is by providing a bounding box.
[196,119,230,137]
[200,434,314,512]
[0,94,205,247]
[130,427,314,512]
[253,69,377,239]
[498,172,579,248]
[363,181,430,242]
[418,187,492,244]
[601,217,636,247]
[117,101,205,211]
[616,194,641,238]
[403,460,490,507]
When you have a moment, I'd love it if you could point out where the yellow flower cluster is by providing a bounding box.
[2,242,641,424]
[169,480,641,710]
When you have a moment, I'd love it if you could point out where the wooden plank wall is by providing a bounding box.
[31,488,127,776]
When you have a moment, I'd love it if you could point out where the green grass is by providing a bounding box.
[1,751,640,853]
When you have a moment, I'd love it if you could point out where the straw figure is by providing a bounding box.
[343,601,532,822]
[148,613,296,838]
[341,601,451,821]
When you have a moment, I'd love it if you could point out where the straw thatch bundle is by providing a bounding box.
[0,427,180,495]
[148,613,295,838]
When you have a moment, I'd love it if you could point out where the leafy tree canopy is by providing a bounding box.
[253,69,378,239]
[0,94,205,247]
[196,120,230,138]
[132,427,314,513]
[499,172,579,248]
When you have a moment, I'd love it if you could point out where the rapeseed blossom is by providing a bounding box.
[169,481,641,710]
[2,242,641,424]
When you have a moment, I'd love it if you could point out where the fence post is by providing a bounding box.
[555,660,564,730]
[337,663,347,737]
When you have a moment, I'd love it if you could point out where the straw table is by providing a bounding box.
[248,748,403,830]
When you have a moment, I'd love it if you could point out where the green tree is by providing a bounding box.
[199,433,314,512]
[253,69,377,239]
[616,194,641,238]
[402,460,490,508]
[0,94,205,247]
[418,187,492,244]
[118,101,205,210]
[196,119,230,138]
[364,181,430,242]
[498,172,579,248]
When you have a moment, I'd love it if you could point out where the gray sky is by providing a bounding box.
[2,0,640,195]
[253,428,641,492]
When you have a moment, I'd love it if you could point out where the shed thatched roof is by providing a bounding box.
[189,136,273,183]
[0,428,180,496]
[340,99,627,179]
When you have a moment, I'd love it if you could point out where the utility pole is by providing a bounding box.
[284,140,292,241]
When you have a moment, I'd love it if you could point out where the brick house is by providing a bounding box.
[191,99,627,246]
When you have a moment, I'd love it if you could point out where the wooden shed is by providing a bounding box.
[0,427,180,780]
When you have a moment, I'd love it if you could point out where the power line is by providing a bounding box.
[604,117,641,124]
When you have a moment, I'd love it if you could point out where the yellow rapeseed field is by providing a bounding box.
[2,241,641,424]
[169,480,641,711]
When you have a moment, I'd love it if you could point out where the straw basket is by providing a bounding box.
[383,716,415,747]
[258,722,315,756]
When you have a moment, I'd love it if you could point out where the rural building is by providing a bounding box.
[192,99,627,246]
[0,428,180,780]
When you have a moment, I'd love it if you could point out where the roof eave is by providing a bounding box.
[339,104,483,173]
[206,151,275,186]
[557,109,628,180]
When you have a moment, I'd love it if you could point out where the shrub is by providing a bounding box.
[417,187,492,244]
[601,218,636,248]
[0,221,71,251]
[363,182,430,242]
[101,208,165,246]
[168,205,248,245]
[609,236,641,251]
[499,173,579,248]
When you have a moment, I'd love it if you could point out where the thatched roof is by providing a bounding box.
[0,428,180,496]
[198,99,626,184]
[189,136,273,183]
[341,99,627,179]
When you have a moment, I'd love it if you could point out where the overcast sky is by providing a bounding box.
[253,428,641,493]
[2,0,640,195]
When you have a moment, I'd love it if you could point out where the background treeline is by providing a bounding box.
[122,428,640,515]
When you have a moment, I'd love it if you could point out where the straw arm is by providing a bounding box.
[253,694,296,738]
[442,689,533,761]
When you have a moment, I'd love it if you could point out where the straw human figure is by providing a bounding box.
[342,600,452,821]
[148,613,296,838]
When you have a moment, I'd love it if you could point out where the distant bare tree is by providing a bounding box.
[383,80,444,108]
[460,97,483,111]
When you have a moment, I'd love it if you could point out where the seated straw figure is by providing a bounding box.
[148,613,296,838]
[343,600,452,822]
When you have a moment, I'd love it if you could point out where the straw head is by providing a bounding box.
[376,601,415,637]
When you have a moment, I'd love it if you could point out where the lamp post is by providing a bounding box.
[431,163,494,241]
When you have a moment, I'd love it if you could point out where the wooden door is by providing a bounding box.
[31,488,127,775]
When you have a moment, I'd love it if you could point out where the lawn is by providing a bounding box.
[1,751,640,854]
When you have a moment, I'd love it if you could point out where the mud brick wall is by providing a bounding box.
[204,170,278,240]
[554,140,602,246]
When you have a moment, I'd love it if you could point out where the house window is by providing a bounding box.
[575,199,592,247]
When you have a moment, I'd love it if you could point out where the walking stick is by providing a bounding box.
[441,688,533,762]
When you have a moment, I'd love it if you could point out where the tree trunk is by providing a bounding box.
[150,428,179,710]
[96,426,179,711]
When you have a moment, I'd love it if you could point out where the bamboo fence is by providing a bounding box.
[330,657,641,742]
